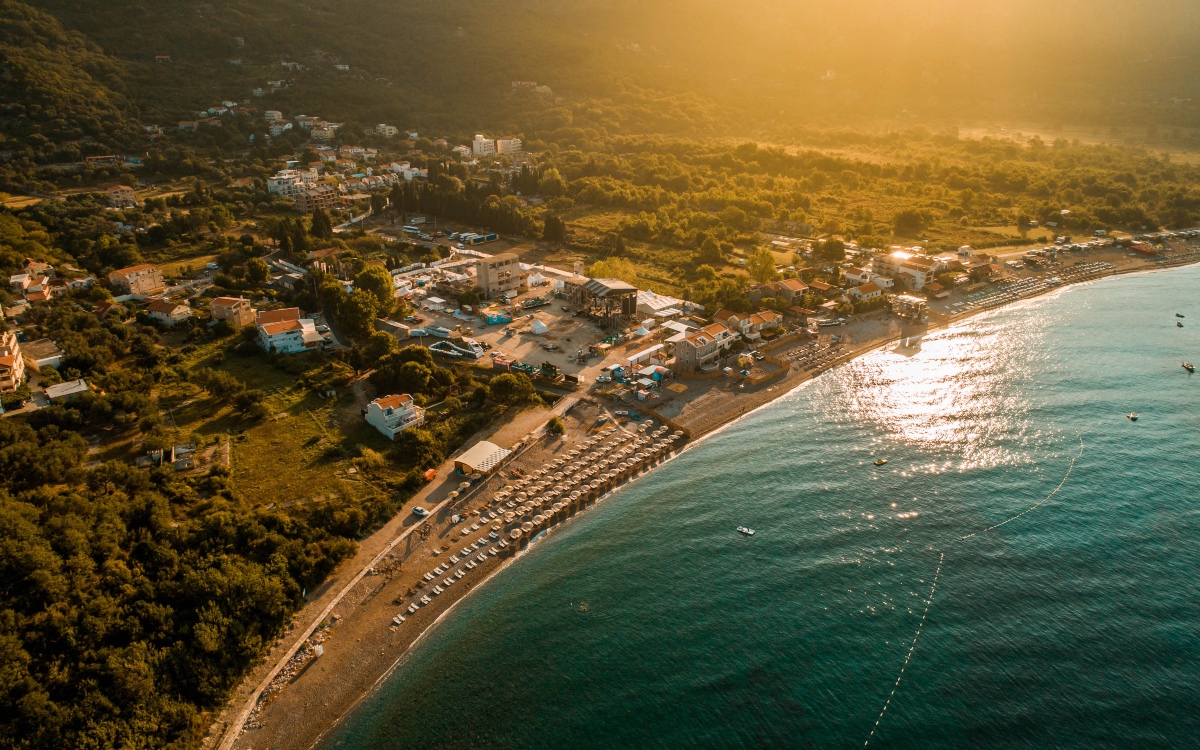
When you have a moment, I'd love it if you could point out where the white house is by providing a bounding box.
[146,298,191,326]
[268,170,305,196]
[365,394,425,440]
[849,281,883,301]
[843,267,871,285]
[256,307,324,353]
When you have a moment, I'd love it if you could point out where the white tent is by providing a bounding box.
[454,441,513,475]
[530,318,549,335]
[528,272,548,287]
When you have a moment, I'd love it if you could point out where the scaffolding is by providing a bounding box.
[565,277,639,330]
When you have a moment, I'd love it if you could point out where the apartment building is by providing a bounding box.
[108,264,165,295]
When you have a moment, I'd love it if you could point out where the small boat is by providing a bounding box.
[1178,322,1185,328]
[1177,313,1186,318]
[737,526,755,536]
[874,458,888,466]
[1127,412,1139,421]
[1185,362,1196,373]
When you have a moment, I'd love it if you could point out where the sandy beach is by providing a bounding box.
[209,242,1199,750]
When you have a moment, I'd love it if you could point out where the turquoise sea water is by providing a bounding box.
[322,266,1200,749]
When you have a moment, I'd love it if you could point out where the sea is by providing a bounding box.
[321,265,1200,749]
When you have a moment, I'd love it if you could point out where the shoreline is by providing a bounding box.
[310,448,681,747]
[221,252,1199,750]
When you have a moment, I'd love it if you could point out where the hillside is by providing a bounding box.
[21,0,1200,139]
[0,0,139,162]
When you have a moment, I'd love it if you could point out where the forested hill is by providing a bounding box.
[18,0,1200,141]
[0,0,139,162]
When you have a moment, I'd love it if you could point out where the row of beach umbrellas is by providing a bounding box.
[487,424,684,539]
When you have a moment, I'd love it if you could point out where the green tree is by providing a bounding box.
[355,265,394,312]
[538,168,567,197]
[338,289,380,339]
[310,208,334,240]
[489,372,536,405]
[586,257,638,285]
[363,330,398,363]
[747,247,780,284]
[543,214,567,242]
[893,209,927,236]
[393,361,432,393]
[246,257,270,284]
[815,239,846,262]
[696,235,723,264]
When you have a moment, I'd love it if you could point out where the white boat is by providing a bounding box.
[737,526,755,536]
[1127,412,1139,421]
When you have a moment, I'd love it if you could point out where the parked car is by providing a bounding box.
[614,410,629,416]
[412,506,429,517]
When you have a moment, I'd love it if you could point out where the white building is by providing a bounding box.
[268,170,305,196]
[848,281,883,301]
[146,299,191,326]
[256,308,325,354]
[365,394,426,440]
[495,138,523,155]
[376,124,398,137]
[871,249,943,291]
[472,134,496,156]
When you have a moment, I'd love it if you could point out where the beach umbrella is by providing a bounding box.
[459,482,471,490]
[510,529,522,540]
[447,491,459,500]
[521,522,534,533]
[533,514,545,525]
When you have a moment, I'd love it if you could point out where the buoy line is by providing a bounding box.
[863,434,1084,746]
[863,552,943,747]
[959,435,1086,542]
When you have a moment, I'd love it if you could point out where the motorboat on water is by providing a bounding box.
[1127,412,1139,421]
[1178,321,1185,328]
[1185,362,1196,374]
[1177,313,1186,318]
[874,458,888,466]
[737,526,756,536]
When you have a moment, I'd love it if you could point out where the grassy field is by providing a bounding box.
[152,341,408,510]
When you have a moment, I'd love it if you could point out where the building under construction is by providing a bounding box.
[565,277,639,330]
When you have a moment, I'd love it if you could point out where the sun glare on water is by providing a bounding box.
[829,315,1051,471]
